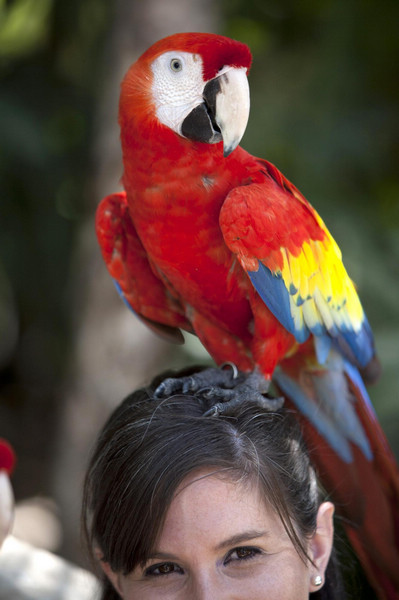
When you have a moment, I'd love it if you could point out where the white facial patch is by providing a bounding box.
[151,51,205,135]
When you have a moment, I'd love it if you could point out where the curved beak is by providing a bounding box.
[181,67,250,157]
[211,67,250,156]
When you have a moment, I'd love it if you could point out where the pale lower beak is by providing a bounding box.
[213,67,250,156]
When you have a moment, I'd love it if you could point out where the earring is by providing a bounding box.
[313,574,323,587]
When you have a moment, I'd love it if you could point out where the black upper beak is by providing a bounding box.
[180,67,250,157]
[181,78,223,146]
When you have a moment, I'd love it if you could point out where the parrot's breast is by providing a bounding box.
[125,156,255,341]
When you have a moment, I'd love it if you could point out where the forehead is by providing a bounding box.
[158,469,285,548]
[142,34,252,80]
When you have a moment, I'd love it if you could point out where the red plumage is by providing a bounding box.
[0,439,15,475]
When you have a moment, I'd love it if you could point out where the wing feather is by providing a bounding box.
[220,173,374,368]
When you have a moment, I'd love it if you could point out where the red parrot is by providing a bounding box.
[96,33,399,598]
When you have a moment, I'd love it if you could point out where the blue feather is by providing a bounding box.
[274,370,354,463]
[248,264,309,343]
[343,360,379,425]
[314,334,332,365]
[274,354,373,462]
[330,317,374,370]
[340,317,374,368]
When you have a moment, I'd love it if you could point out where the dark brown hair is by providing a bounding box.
[82,368,344,599]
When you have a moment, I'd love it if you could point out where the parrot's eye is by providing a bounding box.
[170,58,183,72]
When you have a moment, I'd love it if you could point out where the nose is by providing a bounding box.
[191,571,236,600]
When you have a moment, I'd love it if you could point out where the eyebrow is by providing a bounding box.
[215,530,269,551]
[143,530,269,566]
[142,551,180,565]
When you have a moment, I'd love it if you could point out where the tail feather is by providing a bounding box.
[274,351,372,462]
[274,369,356,463]
[275,350,399,599]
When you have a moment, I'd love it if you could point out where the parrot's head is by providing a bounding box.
[120,33,252,157]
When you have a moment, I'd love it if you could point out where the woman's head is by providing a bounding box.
[82,369,335,599]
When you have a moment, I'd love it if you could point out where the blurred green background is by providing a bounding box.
[0,0,398,566]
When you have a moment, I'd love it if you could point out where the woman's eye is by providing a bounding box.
[225,546,262,564]
[170,58,183,72]
[145,562,183,577]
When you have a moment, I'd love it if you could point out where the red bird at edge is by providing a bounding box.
[0,438,15,548]
[95,33,399,598]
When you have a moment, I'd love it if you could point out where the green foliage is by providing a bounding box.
[0,0,52,57]
[0,0,111,396]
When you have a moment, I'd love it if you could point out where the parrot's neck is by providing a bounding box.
[120,119,254,220]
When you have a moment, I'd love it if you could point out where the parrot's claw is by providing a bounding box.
[154,363,243,398]
[155,365,284,416]
[202,382,284,417]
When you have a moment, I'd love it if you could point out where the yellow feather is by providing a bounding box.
[302,296,323,331]
[313,288,335,331]
[289,293,304,332]
[282,248,300,295]
[297,251,309,300]
[278,226,365,338]
[330,263,345,304]
[302,241,318,275]
[314,241,333,302]
[290,250,301,292]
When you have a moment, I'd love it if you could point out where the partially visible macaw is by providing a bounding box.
[0,438,15,548]
[95,33,399,598]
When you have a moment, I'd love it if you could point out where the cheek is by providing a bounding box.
[118,576,187,600]
[229,556,310,600]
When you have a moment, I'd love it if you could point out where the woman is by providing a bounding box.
[82,367,342,599]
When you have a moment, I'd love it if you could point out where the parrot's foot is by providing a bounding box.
[154,363,243,398]
[202,369,284,417]
[155,365,284,416]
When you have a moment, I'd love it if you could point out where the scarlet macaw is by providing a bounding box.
[95,33,399,598]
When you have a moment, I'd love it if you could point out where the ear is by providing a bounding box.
[94,547,124,597]
[308,501,335,592]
